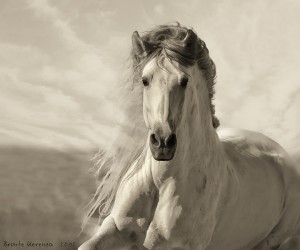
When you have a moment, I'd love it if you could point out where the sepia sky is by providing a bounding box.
[0,0,299,153]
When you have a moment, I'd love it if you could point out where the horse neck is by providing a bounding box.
[177,108,225,179]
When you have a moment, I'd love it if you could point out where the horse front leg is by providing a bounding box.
[79,216,147,250]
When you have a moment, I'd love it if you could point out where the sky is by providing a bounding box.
[0,0,299,153]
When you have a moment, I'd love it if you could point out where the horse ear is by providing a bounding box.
[132,31,149,62]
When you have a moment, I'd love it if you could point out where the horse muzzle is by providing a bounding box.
[149,132,177,161]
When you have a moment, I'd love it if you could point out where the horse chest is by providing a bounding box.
[145,204,190,249]
[144,180,214,249]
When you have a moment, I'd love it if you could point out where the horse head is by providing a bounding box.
[131,25,218,161]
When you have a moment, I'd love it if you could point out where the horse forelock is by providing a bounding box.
[82,22,220,230]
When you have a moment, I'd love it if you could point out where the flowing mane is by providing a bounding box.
[82,23,219,228]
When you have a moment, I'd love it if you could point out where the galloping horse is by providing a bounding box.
[79,24,300,250]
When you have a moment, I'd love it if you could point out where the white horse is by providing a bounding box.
[79,24,300,250]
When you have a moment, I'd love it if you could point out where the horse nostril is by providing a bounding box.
[166,134,177,148]
[150,134,160,147]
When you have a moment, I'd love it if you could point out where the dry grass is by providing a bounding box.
[0,146,97,250]
[1,146,298,250]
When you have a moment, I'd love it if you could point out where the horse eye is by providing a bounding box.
[142,78,149,87]
[180,77,189,88]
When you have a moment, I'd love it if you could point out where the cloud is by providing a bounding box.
[198,0,300,152]
[153,3,164,15]
[0,0,299,153]
[0,0,122,149]
[28,0,86,51]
